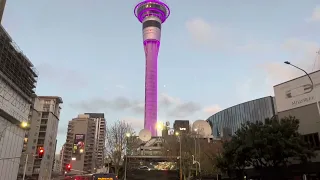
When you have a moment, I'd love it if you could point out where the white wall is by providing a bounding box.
[0,116,25,180]
[274,70,320,113]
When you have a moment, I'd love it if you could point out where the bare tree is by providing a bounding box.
[162,132,223,179]
[105,120,135,176]
[162,133,196,179]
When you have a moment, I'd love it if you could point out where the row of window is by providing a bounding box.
[304,133,320,149]
[207,96,275,136]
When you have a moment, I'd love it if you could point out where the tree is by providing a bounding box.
[216,116,316,179]
[105,120,135,176]
[201,139,223,175]
[162,132,222,179]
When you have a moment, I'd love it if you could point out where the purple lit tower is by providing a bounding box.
[134,0,170,136]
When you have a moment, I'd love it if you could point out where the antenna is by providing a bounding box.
[138,129,152,142]
[192,120,212,137]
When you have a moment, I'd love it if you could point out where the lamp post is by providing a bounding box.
[0,121,30,180]
[124,132,131,180]
[194,128,198,176]
[192,155,201,176]
[0,153,33,180]
[175,131,182,180]
[193,128,202,177]
[284,61,320,116]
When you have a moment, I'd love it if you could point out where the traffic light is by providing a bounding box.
[38,147,44,158]
[66,164,72,172]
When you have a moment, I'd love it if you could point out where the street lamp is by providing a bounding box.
[20,121,29,129]
[175,132,182,180]
[284,61,319,116]
[124,132,131,180]
[192,128,202,177]
[284,61,314,90]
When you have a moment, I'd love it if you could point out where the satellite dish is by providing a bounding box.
[138,129,152,141]
[192,120,212,137]
[168,129,174,135]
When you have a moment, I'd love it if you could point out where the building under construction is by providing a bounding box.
[0,25,38,180]
[0,24,38,113]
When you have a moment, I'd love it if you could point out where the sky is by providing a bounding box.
[3,0,320,153]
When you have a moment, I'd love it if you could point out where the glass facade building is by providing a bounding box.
[206,96,276,137]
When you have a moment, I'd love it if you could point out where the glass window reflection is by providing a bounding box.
[206,96,276,136]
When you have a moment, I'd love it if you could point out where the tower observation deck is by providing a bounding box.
[134,0,170,136]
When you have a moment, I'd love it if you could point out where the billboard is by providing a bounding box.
[274,70,320,113]
[72,134,85,160]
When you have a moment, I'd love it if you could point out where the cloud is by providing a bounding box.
[158,93,202,118]
[122,117,144,130]
[115,84,125,89]
[306,6,320,22]
[185,18,230,49]
[70,93,219,118]
[36,63,88,88]
[237,38,320,99]
[203,105,222,114]
[262,38,320,85]
[185,18,273,53]
[69,96,144,114]
[236,41,273,53]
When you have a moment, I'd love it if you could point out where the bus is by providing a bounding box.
[64,173,118,180]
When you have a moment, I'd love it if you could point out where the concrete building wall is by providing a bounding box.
[274,71,320,163]
[71,118,88,173]
[278,103,320,162]
[0,76,32,180]
[18,96,62,180]
[0,116,25,180]
[63,113,105,174]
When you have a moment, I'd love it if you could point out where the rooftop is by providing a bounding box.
[38,96,63,103]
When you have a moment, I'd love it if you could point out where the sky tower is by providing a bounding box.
[134,0,170,136]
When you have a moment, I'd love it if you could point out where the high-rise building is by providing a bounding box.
[62,113,106,174]
[84,113,106,168]
[53,154,61,173]
[59,143,65,173]
[0,0,6,23]
[18,96,63,180]
[0,25,38,180]
[134,0,170,136]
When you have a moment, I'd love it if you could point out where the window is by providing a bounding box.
[303,133,320,149]
[44,100,50,104]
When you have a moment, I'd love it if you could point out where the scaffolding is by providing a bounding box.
[0,25,38,102]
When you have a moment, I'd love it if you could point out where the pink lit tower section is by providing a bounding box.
[134,0,170,136]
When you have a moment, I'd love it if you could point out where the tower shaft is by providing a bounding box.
[144,40,159,136]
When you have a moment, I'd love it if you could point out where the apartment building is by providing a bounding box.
[63,113,106,174]
[58,143,65,173]
[53,154,61,173]
[18,96,63,180]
